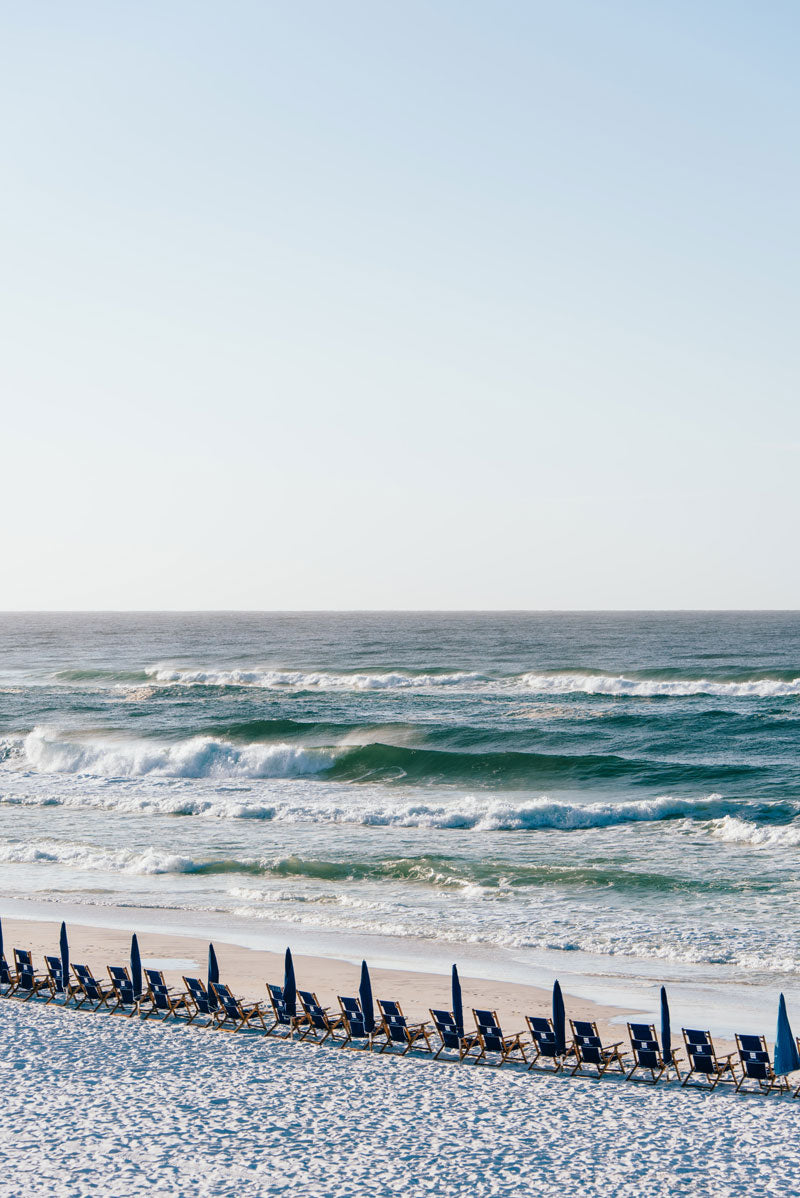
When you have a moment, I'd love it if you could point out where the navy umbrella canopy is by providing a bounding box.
[208,943,219,1008]
[452,965,464,1037]
[359,960,375,1034]
[130,933,142,999]
[552,980,566,1055]
[59,922,69,994]
[774,993,800,1076]
[283,948,297,1019]
[660,986,672,1065]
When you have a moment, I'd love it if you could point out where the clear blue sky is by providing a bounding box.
[2,1,797,609]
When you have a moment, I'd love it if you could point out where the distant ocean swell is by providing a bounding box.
[6,726,764,790]
[44,663,800,698]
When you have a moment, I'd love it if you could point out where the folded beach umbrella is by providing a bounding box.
[452,964,464,1037]
[59,921,69,993]
[130,933,142,999]
[773,993,800,1075]
[359,960,375,1034]
[283,947,297,1019]
[208,942,219,1008]
[660,986,672,1064]
[552,980,566,1055]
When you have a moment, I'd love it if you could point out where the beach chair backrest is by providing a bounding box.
[45,956,65,990]
[572,1020,596,1039]
[73,964,101,999]
[431,1010,461,1048]
[574,1031,603,1064]
[474,1010,503,1051]
[0,955,12,986]
[683,1029,715,1072]
[628,1023,660,1068]
[339,996,368,1038]
[14,949,35,987]
[145,968,166,991]
[298,993,328,1028]
[629,1023,655,1042]
[184,977,212,1014]
[737,1034,770,1080]
[526,1016,558,1054]
[211,982,240,1020]
[268,983,291,1024]
[379,1000,407,1043]
[109,966,136,1004]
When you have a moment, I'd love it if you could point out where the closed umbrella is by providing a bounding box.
[283,948,297,1020]
[660,986,672,1065]
[774,993,800,1075]
[130,933,142,999]
[452,964,463,1037]
[552,980,566,1055]
[359,960,375,1034]
[59,922,69,997]
[208,943,219,1008]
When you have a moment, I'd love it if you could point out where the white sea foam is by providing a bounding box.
[707,815,800,848]
[144,664,485,690]
[22,726,334,780]
[141,662,800,698]
[0,839,197,875]
[520,672,800,698]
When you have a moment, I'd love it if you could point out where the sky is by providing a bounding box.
[1,1,798,610]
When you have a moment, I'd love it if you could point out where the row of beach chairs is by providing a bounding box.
[1,947,794,1096]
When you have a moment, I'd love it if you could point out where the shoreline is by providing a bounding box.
[2,911,641,1043]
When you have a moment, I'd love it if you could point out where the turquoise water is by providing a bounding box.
[1,611,799,1020]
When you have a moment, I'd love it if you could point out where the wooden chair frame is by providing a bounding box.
[297,990,345,1044]
[430,1009,480,1062]
[525,1016,567,1073]
[626,1023,682,1083]
[337,996,381,1050]
[44,955,77,1005]
[12,949,48,1001]
[107,965,140,1017]
[472,1009,528,1067]
[569,1019,626,1078]
[211,982,267,1033]
[681,1028,737,1090]
[735,1034,790,1096]
[141,969,191,1022]
[182,977,216,1027]
[377,1000,434,1055]
[71,964,114,1010]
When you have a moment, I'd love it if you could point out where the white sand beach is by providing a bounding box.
[2,996,799,1198]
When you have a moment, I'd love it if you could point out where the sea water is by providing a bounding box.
[1,610,798,1032]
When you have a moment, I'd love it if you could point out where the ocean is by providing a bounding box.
[2,610,799,1030]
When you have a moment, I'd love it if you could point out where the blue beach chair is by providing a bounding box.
[472,1009,528,1067]
[44,955,74,1004]
[297,990,345,1043]
[0,953,15,995]
[735,1034,790,1095]
[107,965,140,1016]
[142,969,190,1021]
[210,982,267,1033]
[338,996,377,1050]
[183,977,216,1026]
[526,1015,566,1072]
[265,983,301,1037]
[681,1028,737,1089]
[429,1009,479,1061]
[627,1022,682,1083]
[377,999,434,1055]
[71,963,114,1010]
[13,949,48,1001]
[569,1019,626,1078]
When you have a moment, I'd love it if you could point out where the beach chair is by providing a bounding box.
[377,999,434,1055]
[681,1028,737,1089]
[265,983,304,1037]
[472,1010,528,1067]
[525,1016,566,1073]
[338,996,378,1049]
[107,965,140,1016]
[211,982,267,1033]
[297,990,345,1043]
[13,949,48,1001]
[141,969,190,1021]
[71,963,114,1010]
[44,956,75,1004]
[626,1023,682,1083]
[183,977,216,1026]
[735,1034,790,1096]
[0,953,15,996]
[569,1019,626,1078]
[430,1009,480,1062]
